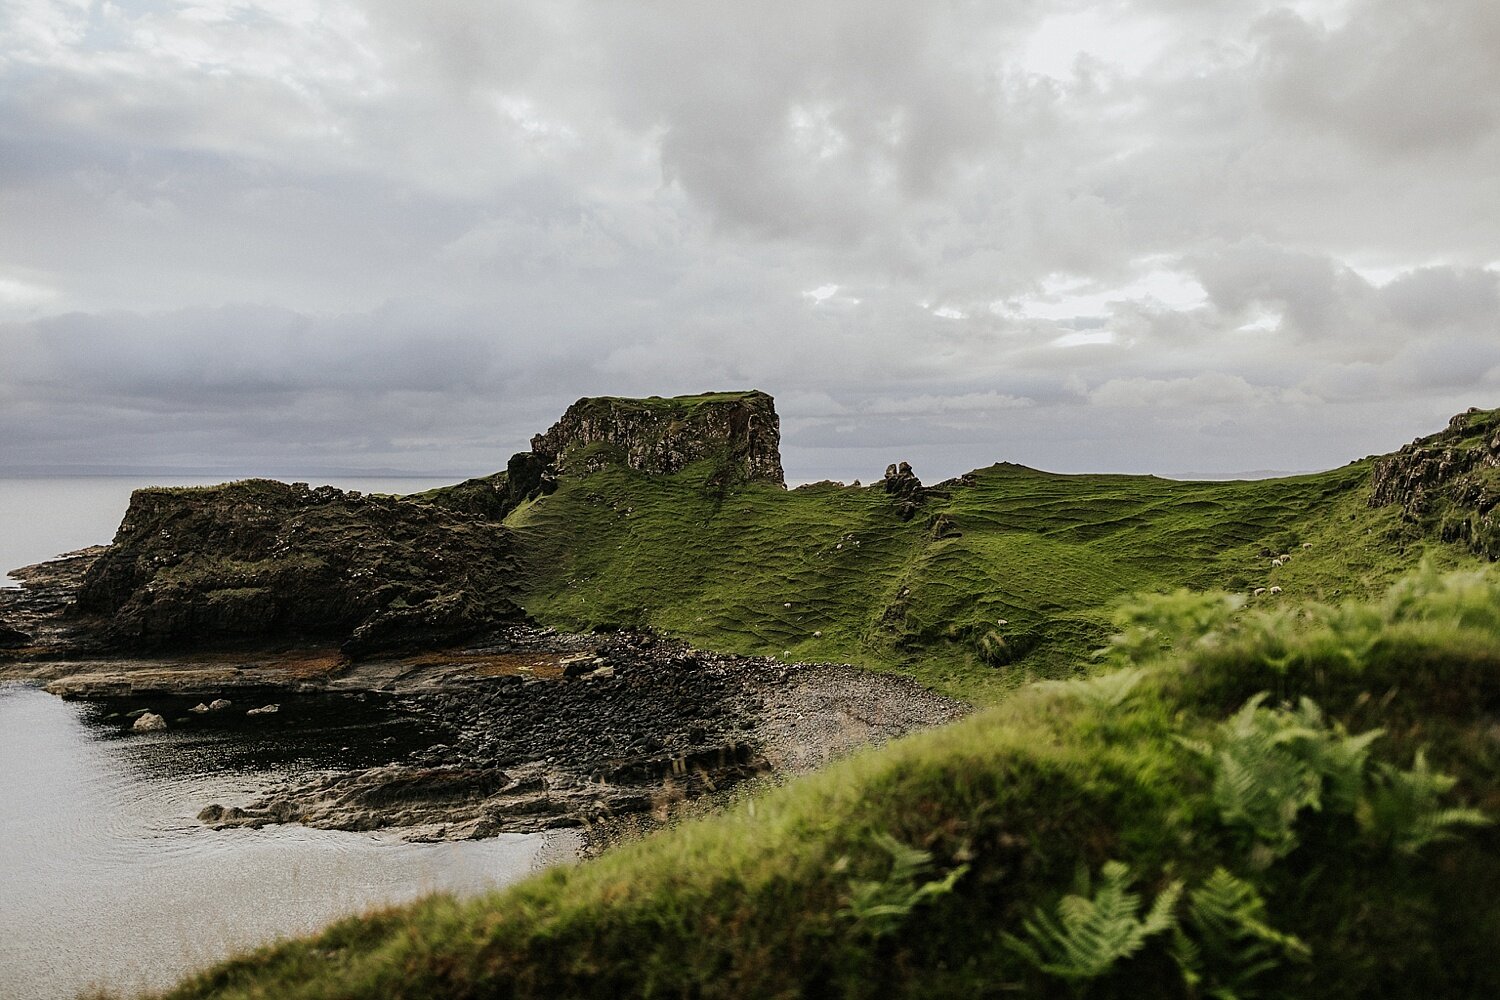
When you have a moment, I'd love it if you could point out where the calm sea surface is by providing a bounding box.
[0,476,459,586]
[0,477,576,999]
[0,686,578,999]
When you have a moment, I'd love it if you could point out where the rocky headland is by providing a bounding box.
[0,389,963,841]
[8,394,1494,844]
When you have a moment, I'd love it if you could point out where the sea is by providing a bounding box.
[0,475,577,1000]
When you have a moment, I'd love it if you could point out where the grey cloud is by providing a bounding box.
[0,0,1498,480]
[1254,1,1500,155]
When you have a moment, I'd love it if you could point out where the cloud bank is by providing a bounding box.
[1,0,1497,479]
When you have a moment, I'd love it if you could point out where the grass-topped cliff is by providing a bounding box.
[134,566,1500,999]
[506,456,1460,704]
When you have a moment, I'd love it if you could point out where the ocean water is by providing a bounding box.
[0,685,578,1000]
[0,476,459,586]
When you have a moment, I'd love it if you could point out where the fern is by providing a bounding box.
[839,833,968,939]
[1186,694,1381,865]
[1037,667,1148,710]
[1005,861,1182,981]
[1097,590,1244,668]
[1172,868,1309,1000]
[1357,750,1491,855]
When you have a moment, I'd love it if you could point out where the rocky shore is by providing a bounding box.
[0,548,965,842]
[0,390,971,843]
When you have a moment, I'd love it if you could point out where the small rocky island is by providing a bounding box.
[0,390,962,841]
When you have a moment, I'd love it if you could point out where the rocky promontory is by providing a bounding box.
[73,479,523,654]
[0,388,968,840]
[6,391,789,659]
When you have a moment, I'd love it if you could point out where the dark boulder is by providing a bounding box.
[882,461,926,519]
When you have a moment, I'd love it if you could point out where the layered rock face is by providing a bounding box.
[75,480,523,652]
[1370,406,1500,558]
[529,391,785,485]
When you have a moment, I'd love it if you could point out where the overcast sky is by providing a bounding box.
[2,0,1497,482]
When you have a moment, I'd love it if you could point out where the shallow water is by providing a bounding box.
[0,684,577,1000]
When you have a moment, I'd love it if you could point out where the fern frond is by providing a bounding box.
[839,832,968,939]
[1358,750,1492,854]
[1173,868,1308,999]
[1006,861,1180,982]
[1037,667,1149,710]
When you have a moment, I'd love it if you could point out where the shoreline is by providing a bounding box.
[0,549,968,842]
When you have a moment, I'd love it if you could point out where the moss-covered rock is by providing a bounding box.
[74,479,523,653]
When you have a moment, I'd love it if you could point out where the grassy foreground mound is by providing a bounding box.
[508,457,1466,703]
[147,567,1498,999]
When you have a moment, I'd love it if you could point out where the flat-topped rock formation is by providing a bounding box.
[530,390,785,485]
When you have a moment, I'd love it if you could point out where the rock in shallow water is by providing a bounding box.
[132,712,167,732]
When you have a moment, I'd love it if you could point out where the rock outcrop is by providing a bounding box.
[415,451,558,522]
[74,479,524,653]
[1370,406,1500,558]
[529,391,785,485]
[882,461,926,521]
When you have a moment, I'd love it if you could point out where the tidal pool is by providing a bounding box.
[0,684,577,1000]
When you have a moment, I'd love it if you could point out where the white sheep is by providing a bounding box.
[1269,586,1283,595]
[1301,542,1313,549]
[1253,587,1266,596]
[1271,558,1284,568]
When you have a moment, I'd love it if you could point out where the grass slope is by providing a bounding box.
[142,567,1500,1000]
[508,459,1465,703]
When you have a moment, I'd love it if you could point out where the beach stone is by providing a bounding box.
[132,712,167,732]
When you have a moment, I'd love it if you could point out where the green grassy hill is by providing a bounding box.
[140,567,1500,999]
[507,458,1459,703]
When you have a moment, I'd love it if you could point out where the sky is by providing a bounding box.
[1,0,1497,483]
